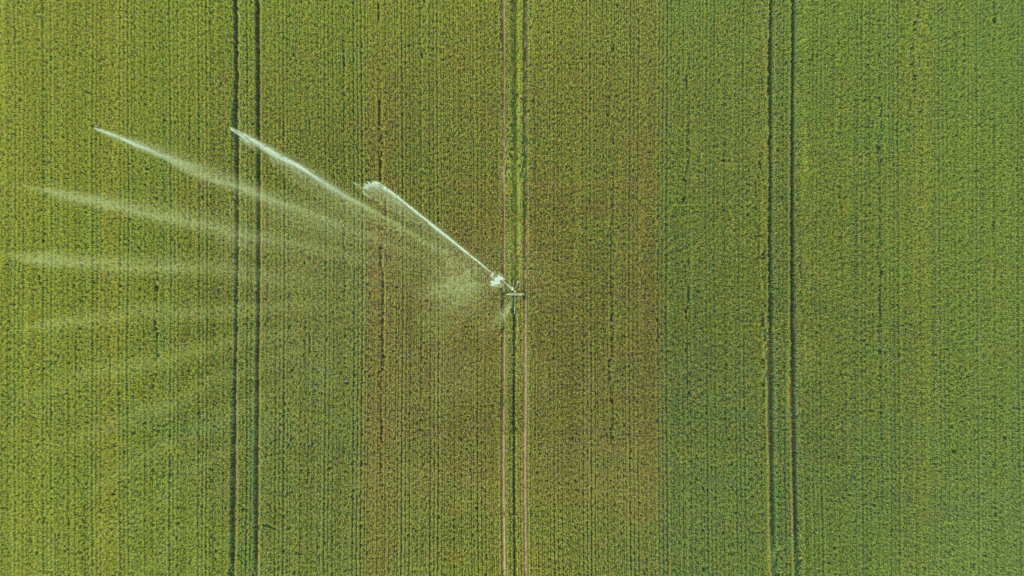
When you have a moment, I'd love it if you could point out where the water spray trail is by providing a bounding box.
[11,251,241,279]
[30,186,246,241]
[225,128,452,257]
[95,128,239,190]
[229,128,515,291]
[95,128,361,237]
[364,181,516,292]
[229,128,370,213]
[94,126,517,293]
[27,186,352,264]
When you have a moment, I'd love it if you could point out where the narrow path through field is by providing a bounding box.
[501,1,530,575]
[500,3,511,574]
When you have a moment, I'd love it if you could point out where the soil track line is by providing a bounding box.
[500,1,510,574]
[501,1,529,574]
[518,2,530,574]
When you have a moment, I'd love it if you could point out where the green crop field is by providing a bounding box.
[2,1,1023,575]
